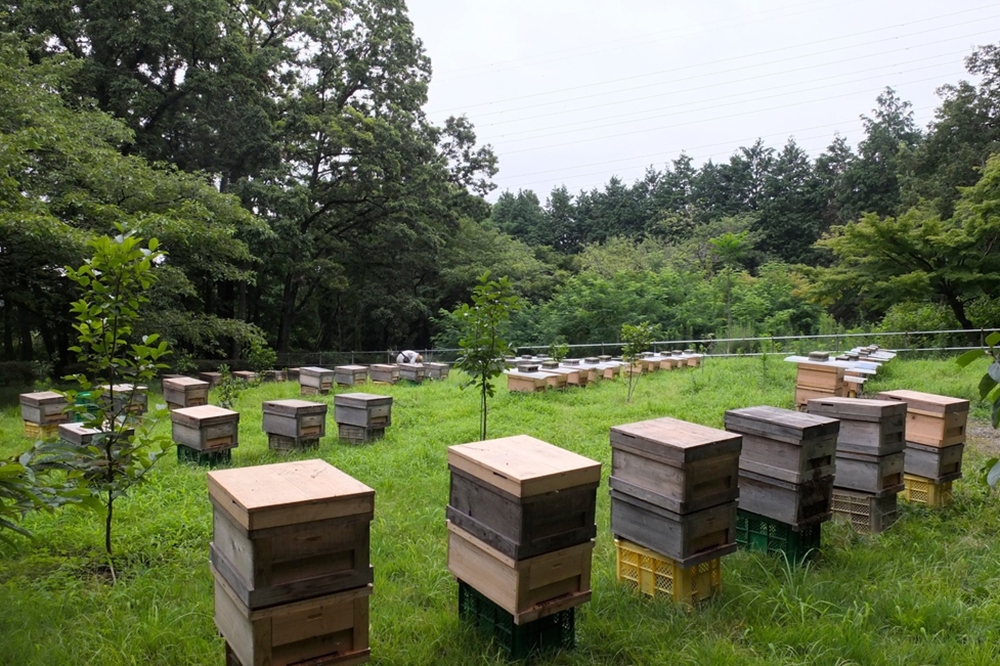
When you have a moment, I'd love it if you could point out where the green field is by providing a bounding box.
[1,356,998,665]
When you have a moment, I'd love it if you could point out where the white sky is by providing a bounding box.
[406,0,1000,202]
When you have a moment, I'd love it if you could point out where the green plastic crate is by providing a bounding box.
[458,581,575,660]
[177,445,232,467]
[735,510,821,564]
[72,391,98,423]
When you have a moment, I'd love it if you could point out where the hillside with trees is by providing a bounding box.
[1,3,998,376]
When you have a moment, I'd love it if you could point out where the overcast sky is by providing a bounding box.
[406,0,1000,202]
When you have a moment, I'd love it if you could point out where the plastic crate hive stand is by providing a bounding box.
[458,581,574,660]
[614,539,720,604]
[735,510,821,563]
[830,489,898,533]
[24,421,59,440]
[901,474,953,507]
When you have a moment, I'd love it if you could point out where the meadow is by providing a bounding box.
[1,355,998,666]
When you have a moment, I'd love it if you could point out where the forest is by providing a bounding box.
[1,0,999,377]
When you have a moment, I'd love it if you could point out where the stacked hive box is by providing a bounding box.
[299,366,334,395]
[336,365,369,387]
[232,371,257,382]
[794,360,845,408]
[505,368,549,393]
[683,349,703,368]
[20,391,69,439]
[807,398,906,533]
[262,399,327,450]
[199,371,223,387]
[447,436,600,658]
[208,460,375,666]
[725,406,839,562]
[425,362,450,380]
[334,393,392,443]
[58,422,135,449]
[398,363,425,383]
[172,405,240,465]
[163,376,210,411]
[609,418,740,603]
[877,390,969,507]
[368,364,399,385]
[99,383,148,418]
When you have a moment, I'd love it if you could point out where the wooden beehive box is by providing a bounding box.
[543,366,580,386]
[162,376,210,410]
[232,370,257,382]
[171,405,240,451]
[795,362,845,391]
[333,393,392,429]
[685,353,703,368]
[214,572,371,666]
[738,470,833,528]
[601,362,622,380]
[368,364,399,384]
[447,435,600,560]
[639,357,660,373]
[560,361,589,386]
[397,363,425,383]
[806,398,906,456]
[904,441,964,481]
[795,385,845,407]
[335,365,368,386]
[98,384,148,416]
[609,417,741,514]
[19,391,69,425]
[724,406,839,484]
[505,370,548,393]
[208,459,375,610]
[58,422,133,447]
[834,450,904,496]
[262,400,327,440]
[610,489,736,566]
[299,366,334,393]
[425,362,450,380]
[876,390,969,447]
[285,368,301,382]
[200,371,222,387]
[446,521,592,625]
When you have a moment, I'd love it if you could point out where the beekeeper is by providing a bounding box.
[396,350,423,364]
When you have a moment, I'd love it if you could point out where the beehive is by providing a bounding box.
[232,371,257,382]
[368,364,399,384]
[609,417,741,514]
[262,399,327,450]
[397,363,425,383]
[335,365,368,387]
[19,391,69,426]
[806,398,906,456]
[171,405,240,452]
[299,366,334,394]
[425,362,450,380]
[724,406,839,484]
[737,470,833,528]
[199,371,222,387]
[334,393,392,429]
[208,459,375,609]
[58,422,133,447]
[833,450,904,496]
[98,384,148,416]
[505,370,548,393]
[904,441,964,481]
[876,390,969,447]
[162,376,210,410]
[447,435,600,560]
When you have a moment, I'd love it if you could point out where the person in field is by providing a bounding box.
[396,350,423,364]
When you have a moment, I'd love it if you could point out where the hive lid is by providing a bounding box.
[369,363,398,370]
[299,366,333,375]
[208,459,374,531]
[171,404,239,427]
[336,364,368,372]
[876,390,970,415]
[334,392,392,407]
[448,435,601,497]
[162,376,209,389]
[19,390,66,405]
[806,397,907,422]
[610,417,741,464]
[262,399,327,415]
[724,405,839,443]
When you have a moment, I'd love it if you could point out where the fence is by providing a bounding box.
[195,328,999,370]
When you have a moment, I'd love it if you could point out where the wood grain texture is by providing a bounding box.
[737,470,833,528]
[162,377,210,407]
[609,445,740,514]
[333,394,392,428]
[19,391,69,425]
[724,406,840,444]
[208,460,375,532]
[876,390,970,415]
[738,433,837,484]
[610,417,742,464]
[263,400,328,439]
[448,436,601,498]
[833,450,904,496]
[299,367,335,390]
[446,522,592,624]
[609,490,737,567]
[903,442,964,481]
[367,364,399,384]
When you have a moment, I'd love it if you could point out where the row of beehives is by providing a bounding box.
[201,386,967,664]
[788,346,896,406]
[505,350,704,393]
[292,362,450,390]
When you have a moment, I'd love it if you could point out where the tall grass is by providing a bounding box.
[0,357,998,665]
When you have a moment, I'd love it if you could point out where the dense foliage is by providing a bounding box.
[2,4,998,371]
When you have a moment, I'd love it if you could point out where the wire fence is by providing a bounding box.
[195,328,1000,370]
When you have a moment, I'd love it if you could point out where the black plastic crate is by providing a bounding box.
[458,580,575,660]
[735,509,820,564]
[177,444,232,467]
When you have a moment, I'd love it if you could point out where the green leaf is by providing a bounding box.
[989,361,1000,384]
[987,331,1000,347]
[979,374,998,400]
[956,348,985,368]
[993,398,1000,430]
[989,460,1000,489]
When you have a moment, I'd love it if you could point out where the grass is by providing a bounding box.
[0,356,998,665]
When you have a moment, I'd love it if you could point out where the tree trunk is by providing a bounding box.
[18,305,33,361]
[277,276,298,353]
[940,287,977,343]
[2,299,12,360]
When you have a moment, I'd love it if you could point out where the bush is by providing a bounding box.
[0,362,34,387]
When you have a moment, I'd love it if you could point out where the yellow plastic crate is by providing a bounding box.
[901,474,953,508]
[615,538,721,605]
[24,421,59,441]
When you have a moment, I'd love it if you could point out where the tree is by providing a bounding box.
[451,272,521,440]
[621,322,658,403]
[809,153,1000,334]
[709,231,750,352]
[33,229,172,572]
